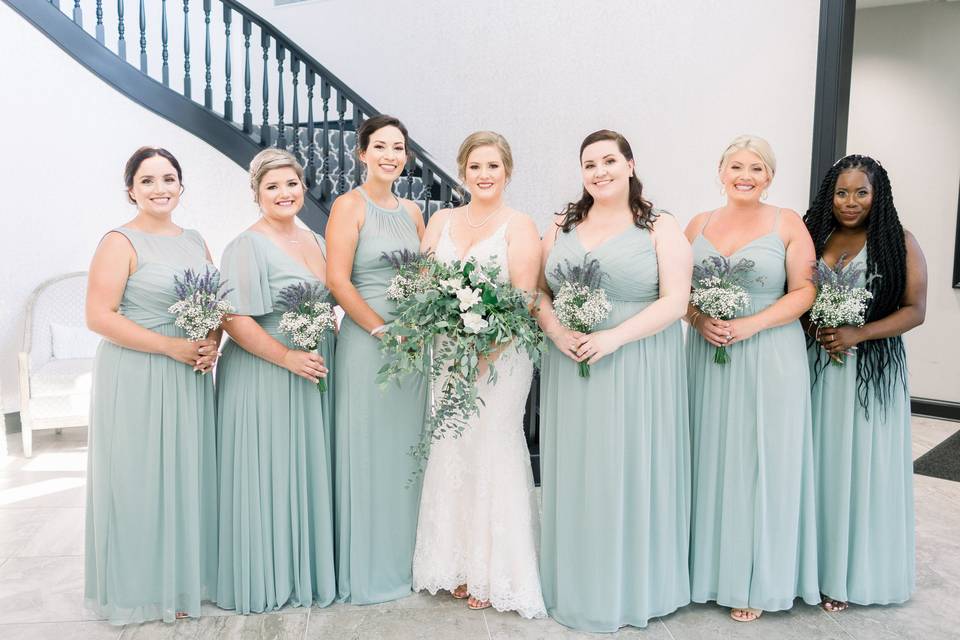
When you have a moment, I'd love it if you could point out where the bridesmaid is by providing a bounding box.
[326,114,427,603]
[685,134,820,622]
[215,148,336,613]
[84,147,219,623]
[537,129,693,632]
[803,154,926,611]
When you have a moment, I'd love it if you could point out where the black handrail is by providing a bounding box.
[14,0,463,223]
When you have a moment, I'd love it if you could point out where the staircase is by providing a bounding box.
[5,0,462,232]
[6,0,541,482]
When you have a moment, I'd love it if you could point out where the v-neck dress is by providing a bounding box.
[333,188,427,604]
[687,211,819,610]
[808,247,914,605]
[84,227,218,624]
[539,223,691,631]
[214,230,336,613]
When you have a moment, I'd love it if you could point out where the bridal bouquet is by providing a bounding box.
[810,254,876,366]
[277,281,337,392]
[168,265,234,341]
[378,251,544,464]
[691,255,765,365]
[549,257,612,378]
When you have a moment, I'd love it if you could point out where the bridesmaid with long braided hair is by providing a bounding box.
[803,154,927,612]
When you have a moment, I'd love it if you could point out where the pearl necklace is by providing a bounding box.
[464,204,504,228]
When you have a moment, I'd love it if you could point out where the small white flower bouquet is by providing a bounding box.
[549,257,612,378]
[277,281,337,392]
[168,265,234,342]
[378,250,544,465]
[691,255,764,365]
[810,254,876,366]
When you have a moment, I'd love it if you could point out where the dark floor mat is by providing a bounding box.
[914,427,960,482]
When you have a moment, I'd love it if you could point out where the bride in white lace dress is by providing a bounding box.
[412,132,546,618]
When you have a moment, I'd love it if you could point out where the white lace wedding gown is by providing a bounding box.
[412,214,546,619]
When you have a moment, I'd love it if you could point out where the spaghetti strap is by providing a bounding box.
[699,209,718,236]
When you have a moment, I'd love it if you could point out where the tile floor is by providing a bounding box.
[1,417,959,639]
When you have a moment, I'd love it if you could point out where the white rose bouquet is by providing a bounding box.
[377,251,544,465]
[277,281,337,392]
[549,257,612,378]
[168,265,234,342]
[810,253,876,366]
[691,255,765,365]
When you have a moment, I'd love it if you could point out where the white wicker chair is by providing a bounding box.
[18,272,97,457]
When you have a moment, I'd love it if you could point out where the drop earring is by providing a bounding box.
[761,190,768,200]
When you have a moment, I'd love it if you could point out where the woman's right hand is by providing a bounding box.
[163,337,218,367]
[693,314,731,348]
[547,326,585,362]
[282,349,328,383]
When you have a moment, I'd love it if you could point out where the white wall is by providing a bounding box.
[847,2,960,402]
[0,1,256,413]
[244,0,821,229]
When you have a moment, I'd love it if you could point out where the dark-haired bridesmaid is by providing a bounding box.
[84,147,219,623]
[538,129,693,631]
[215,148,336,613]
[803,155,927,612]
[326,114,427,603]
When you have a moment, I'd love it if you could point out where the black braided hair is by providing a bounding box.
[557,130,658,233]
[803,154,908,414]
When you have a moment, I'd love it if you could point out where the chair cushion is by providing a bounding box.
[51,323,101,360]
[29,358,94,398]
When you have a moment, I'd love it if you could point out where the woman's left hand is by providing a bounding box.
[194,341,220,373]
[817,325,863,354]
[575,329,622,365]
[725,317,762,346]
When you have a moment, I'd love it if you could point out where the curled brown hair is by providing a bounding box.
[124,146,183,204]
[558,130,656,232]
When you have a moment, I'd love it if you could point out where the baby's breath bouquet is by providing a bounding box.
[549,257,612,378]
[810,253,876,366]
[383,249,431,302]
[168,265,234,341]
[378,251,543,465]
[277,281,337,392]
[691,255,765,365]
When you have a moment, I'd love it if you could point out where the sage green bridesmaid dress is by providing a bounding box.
[84,227,218,624]
[215,230,336,613]
[539,223,691,632]
[333,188,427,604]
[687,210,820,611]
[809,247,914,605]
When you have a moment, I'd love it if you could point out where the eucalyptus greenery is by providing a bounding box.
[378,251,544,470]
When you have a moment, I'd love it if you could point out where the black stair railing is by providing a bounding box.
[21,0,463,226]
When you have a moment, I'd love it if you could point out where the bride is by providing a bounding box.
[412,131,546,618]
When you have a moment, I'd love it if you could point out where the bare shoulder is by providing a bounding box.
[98,229,136,254]
[684,210,713,237]
[902,228,926,259]
[506,208,539,235]
[424,206,456,233]
[777,207,809,236]
[329,189,365,220]
[651,209,682,233]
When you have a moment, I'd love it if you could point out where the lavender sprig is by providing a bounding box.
[810,253,877,366]
[690,256,765,365]
[550,257,612,378]
[277,281,336,392]
[168,265,234,342]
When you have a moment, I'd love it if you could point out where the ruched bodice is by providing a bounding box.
[546,225,659,327]
[350,193,419,318]
[692,231,785,310]
[115,227,211,330]
[220,230,329,339]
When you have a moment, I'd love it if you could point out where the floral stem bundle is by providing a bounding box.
[277,281,337,392]
[378,251,543,469]
[549,257,611,378]
[810,253,876,366]
[691,255,764,365]
[168,266,234,373]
